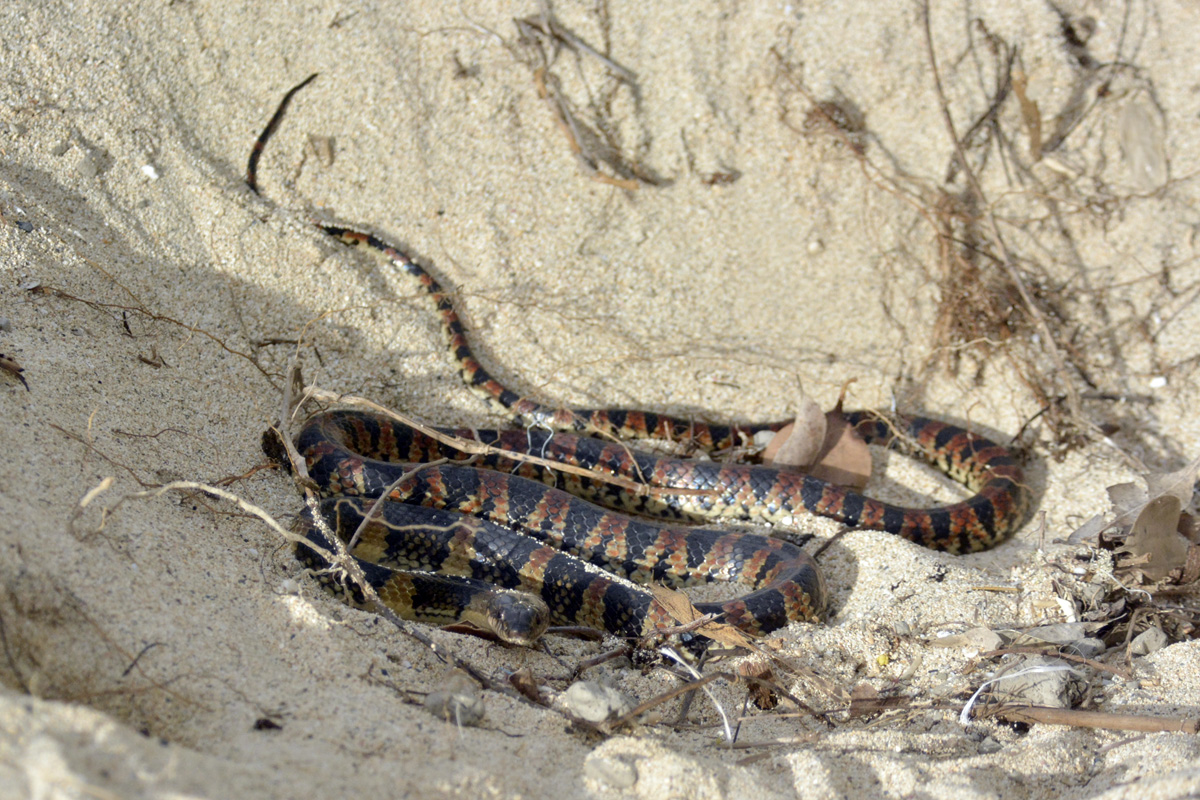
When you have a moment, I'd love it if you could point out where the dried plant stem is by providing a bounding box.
[921,0,1081,421]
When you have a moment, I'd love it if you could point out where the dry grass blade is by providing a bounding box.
[978,704,1200,734]
[0,353,29,390]
[600,671,725,733]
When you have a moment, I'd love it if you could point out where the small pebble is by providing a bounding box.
[933,627,1003,652]
[978,736,1003,755]
[78,150,103,179]
[1131,627,1168,656]
[424,670,484,726]
[0,316,11,332]
[15,221,33,233]
[142,164,159,180]
[1070,638,1107,659]
[307,134,336,167]
[562,680,635,723]
[992,656,1083,709]
[1076,583,1105,606]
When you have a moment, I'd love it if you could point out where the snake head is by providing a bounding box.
[482,589,551,646]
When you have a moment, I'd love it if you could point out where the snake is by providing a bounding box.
[277,226,1029,646]
[247,76,1028,646]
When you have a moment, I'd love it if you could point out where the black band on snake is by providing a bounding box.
[250,77,1029,646]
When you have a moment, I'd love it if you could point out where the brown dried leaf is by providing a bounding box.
[1107,482,1147,520]
[1179,512,1200,544]
[846,683,880,720]
[508,667,547,705]
[1120,494,1189,581]
[762,406,871,492]
[847,684,910,718]
[1007,622,1106,648]
[762,397,826,468]
[648,584,756,651]
[1120,98,1168,191]
[1145,455,1200,507]
[1080,455,1200,550]
[809,412,871,491]
[760,422,794,465]
[737,660,778,710]
[1068,513,1112,544]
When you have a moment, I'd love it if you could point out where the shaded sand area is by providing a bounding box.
[2,1,1200,797]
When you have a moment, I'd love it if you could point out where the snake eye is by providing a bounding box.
[486,590,551,646]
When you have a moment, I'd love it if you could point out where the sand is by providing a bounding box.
[2,1,1200,798]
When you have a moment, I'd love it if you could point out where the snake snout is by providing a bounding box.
[485,590,551,646]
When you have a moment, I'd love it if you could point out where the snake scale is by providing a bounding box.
[249,76,1028,646]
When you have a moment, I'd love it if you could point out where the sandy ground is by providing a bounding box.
[2,1,1200,798]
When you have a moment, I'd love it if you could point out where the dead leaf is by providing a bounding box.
[760,424,793,463]
[762,404,872,492]
[1145,454,1200,507]
[1068,513,1112,544]
[1179,513,1200,544]
[737,660,778,710]
[846,683,880,719]
[762,397,826,467]
[1007,622,1106,648]
[809,412,871,491]
[1120,494,1189,581]
[1108,481,1147,515]
[648,584,757,651]
[847,684,910,718]
[508,668,546,705]
[1073,455,1200,558]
